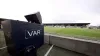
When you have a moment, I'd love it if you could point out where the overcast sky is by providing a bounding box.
[0,0,100,26]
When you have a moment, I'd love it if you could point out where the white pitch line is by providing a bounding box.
[0,46,7,50]
[44,45,54,56]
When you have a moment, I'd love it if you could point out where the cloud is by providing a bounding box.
[0,0,100,26]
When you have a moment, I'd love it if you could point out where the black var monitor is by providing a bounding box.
[2,12,44,56]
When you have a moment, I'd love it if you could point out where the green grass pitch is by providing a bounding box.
[0,31,6,48]
[44,26,100,40]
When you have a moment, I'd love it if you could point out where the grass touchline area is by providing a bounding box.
[44,26,100,40]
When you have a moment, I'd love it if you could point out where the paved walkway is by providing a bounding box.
[37,44,87,56]
[0,44,87,56]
